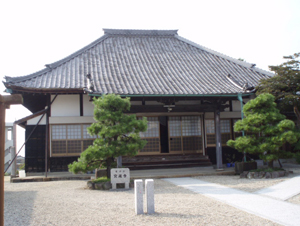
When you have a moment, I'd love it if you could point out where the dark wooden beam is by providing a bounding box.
[80,94,83,116]
[127,104,219,113]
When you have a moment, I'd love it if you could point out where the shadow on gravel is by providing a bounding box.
[4,191,37,226]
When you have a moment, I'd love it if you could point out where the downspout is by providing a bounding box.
[237,93,246,162]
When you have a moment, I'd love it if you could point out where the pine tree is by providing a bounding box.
[227,93,299,167]
[68,94,147,178]
[256,53,300,125]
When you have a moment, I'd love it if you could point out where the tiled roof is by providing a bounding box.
[4,29,273,95]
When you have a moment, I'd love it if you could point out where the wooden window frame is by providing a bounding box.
[169,116,202,154]
[138,116,161,155]
[51,124,95,157]
[205,119,233,147]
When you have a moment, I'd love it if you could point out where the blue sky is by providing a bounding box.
[1,0,299,155]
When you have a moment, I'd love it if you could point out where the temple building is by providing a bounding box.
[4,29,272,173]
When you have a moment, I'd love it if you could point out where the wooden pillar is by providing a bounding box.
[201,113,206,156]
[215,109,223,170]
[0,94,23,226]
[45,96,50,177]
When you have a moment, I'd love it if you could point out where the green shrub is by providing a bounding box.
[92,177,110,183]
[19,163,25,170]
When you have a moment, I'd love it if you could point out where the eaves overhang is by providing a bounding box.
[88,92,254,98]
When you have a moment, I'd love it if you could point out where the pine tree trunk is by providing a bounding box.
[268,160,274,168]
[106,157,114,179]
[294,106,300,128]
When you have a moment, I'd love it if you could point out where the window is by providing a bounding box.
[205,119,232,146]
[169,116,202,153]
[51,124,96,156]
[221,120,231,144]
[138,117,160,153]
[205,119,215,145]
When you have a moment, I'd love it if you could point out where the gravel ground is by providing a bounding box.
[5,178,281,226]
[194,168,300,205]
[4,166,300,226]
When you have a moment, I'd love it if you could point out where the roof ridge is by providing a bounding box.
[175,35,274,77]
[48,34,109,68]
[103,28,178,36]
[4,34,110,83]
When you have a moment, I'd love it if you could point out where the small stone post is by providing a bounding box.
[145,179,155,214]
[134,179,143,215]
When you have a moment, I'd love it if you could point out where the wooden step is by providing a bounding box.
[122,154,212,170]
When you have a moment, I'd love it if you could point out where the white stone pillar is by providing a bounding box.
[134,179,143,215]
[145,179,155,214]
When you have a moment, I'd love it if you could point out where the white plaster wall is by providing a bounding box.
[176,100,201,105]
[130,100,202,106]
[5,126,13,149]
[232,100,241,111]
[51,95,80,117]
[27,114,46,125]
[204,112,241,119]
[49,116,95,124]
[130,101,141,105]
[83,95,94,116]
[144,101,164,105]
[232,98,251,112]
[220,112,242,118]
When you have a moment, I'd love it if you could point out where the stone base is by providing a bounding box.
[240,170,289,179]
[87,180,134,190]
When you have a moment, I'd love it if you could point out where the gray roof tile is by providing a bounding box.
[4,29,273,95]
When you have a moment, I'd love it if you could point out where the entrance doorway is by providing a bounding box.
[159,116,169,153]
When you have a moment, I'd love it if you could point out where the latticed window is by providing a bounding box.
[205,119,215,145]
[205,119,232,146]
[169,116,202,153]
[138,117,160,153]
[169,116,182,152]
[221,120,231,144]
[139,117,159,138]
[182,116,201,136]
[51,124,95,156]
[83,124,97,139]
[169,117,181,137]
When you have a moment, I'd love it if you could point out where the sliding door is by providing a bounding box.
[169,116,202,154]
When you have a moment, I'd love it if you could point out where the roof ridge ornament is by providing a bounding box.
[85,74,95,93]
[103,29,178,36]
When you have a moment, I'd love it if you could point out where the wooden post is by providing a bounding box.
[215,109,223,170]
[45,95,50,177]
[0,94,23,226]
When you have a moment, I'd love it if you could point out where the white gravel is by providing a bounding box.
[4,178,283,226]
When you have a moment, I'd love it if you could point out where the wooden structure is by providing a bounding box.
[3,29,273,173]
[0,94,22,226]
